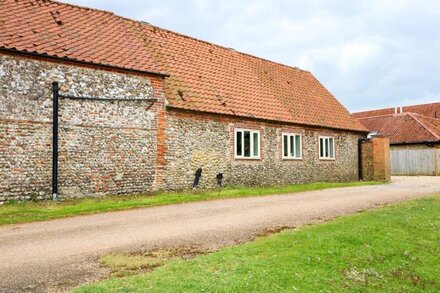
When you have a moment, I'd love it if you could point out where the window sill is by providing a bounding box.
[282,157,303,161]
[234,157,261,161]
[319,157,336,161]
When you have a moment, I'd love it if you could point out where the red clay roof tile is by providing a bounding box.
[0,0,164,74]
[1,0,367,132]
[358,113,440,144]
[353,102,440,119]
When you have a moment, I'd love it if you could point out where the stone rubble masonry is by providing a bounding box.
[164,109,363,190]
[0,52,166,203]
[0,51,368,204]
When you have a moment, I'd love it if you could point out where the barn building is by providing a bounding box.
[0,0,369,203]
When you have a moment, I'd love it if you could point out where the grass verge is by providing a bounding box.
[74,195,440,292]
[0,181,381,226]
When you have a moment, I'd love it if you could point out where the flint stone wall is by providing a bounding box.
[164,109,362,189]
[0,53,164,203]
[0,53,364,203]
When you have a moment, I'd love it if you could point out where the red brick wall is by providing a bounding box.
[154,90,168,189]
[360,136,390,181]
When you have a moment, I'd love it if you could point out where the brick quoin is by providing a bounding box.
[154,81,168,190]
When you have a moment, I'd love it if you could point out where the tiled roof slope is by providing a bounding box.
[358,113,440,144]
[353,102,440,119]
[0,0,367,132]
[132,23,366,131]
[352,108,395,119]
[0,0,164,74]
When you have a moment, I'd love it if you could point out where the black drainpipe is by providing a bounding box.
[52,81,59,200]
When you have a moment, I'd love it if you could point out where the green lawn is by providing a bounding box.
[75,196,440,293]
[0,181,381,226]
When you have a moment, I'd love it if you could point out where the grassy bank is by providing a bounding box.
[0,181,381,226]
[75,195,440,292]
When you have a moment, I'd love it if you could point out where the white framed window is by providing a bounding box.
[282,133,302,159]
[319,136,335,160]
[234,129,260,159]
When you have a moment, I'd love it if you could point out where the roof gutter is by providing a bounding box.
[0,47,170,78]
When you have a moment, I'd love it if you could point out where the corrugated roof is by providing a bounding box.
[358,113,440,144]
[0,0,367,132]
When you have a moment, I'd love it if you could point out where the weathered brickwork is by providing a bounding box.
[361,140,373,181]
[360,136,390,181]
[164,109,363,189]
[372,136,390,181]
[0,53,165,202]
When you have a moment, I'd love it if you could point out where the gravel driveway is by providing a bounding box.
[1,176,439,292]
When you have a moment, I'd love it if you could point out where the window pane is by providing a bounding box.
[244,131,251,157]
[253,132,259,157]
[236,131,242,156]
[295,135,301,158]
[320,138,324,157]
[329,138,334,158]
[289,135,294,157]
[325,138,329,157]
[283,135,288,157]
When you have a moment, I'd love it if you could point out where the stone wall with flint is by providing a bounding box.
[0,53,165,203]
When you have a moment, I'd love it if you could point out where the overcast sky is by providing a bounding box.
[64,0,440,112]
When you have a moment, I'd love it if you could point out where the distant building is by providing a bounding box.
[353,102,440,119]
[353,103,440,176]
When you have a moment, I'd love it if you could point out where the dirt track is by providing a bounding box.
[1,176,439,292]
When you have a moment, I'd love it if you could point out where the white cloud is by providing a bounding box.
[138,7,169,22]
[339,40,382,72]
[298,38,383,76]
